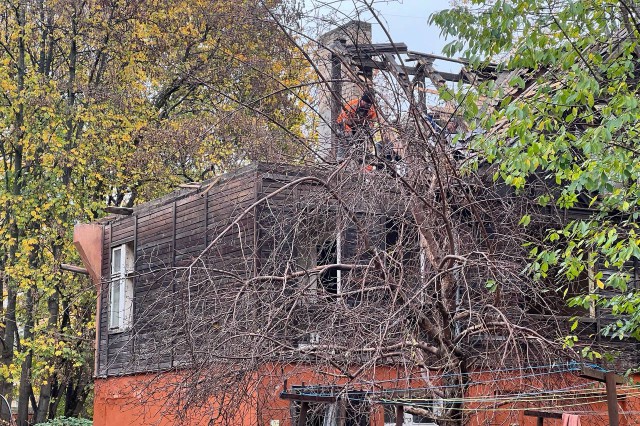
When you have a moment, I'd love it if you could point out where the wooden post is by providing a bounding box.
[330,40,344,162]
[336,398,346,426]
[297,402,309,426]
[524,409,562,424]
[579,366,623,426]
[395,405,404,426]
[60,264,89,275]
[605,372,620,426]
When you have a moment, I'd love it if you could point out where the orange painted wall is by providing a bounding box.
[93,367,640,426]
[93,374,259,426]
[73,223,103,287]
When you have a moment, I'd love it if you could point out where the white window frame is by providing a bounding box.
[109,243,134,332]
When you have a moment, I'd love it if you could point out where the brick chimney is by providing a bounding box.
[316,21,373,162]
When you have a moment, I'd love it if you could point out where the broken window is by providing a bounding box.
[383,216,421,281]
[317,238,339,294]
[296,234,341,297]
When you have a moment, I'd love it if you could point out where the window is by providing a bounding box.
[318,239,339,294]
[383,411,438,426]
[109,243,134,332]
[298,234,341,296]
[297,332,321,350]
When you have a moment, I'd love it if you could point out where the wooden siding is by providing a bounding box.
[97,166,259,377]
[95,163,640,377]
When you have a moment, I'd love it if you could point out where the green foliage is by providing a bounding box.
[33,417,92,426]
[433,1,640,340]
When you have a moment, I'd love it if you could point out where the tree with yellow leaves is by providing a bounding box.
[0,0,309,424]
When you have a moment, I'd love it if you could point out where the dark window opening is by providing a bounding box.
[318,240,338,294]
[385,219,399,249]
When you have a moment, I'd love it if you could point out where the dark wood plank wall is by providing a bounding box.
[102,217,136,376]
[97,167,259,377]
[173,176,258,366]
[256,176,296,273]
[97,224,111,375]
[205,175,257,273]
[131,202,174,374]
[95,164,640,377]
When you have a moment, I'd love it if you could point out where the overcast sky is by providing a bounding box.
[305,0,458,69]
[367,0,453,55]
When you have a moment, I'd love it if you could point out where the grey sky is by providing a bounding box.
[367,0,453,55]
[305,0,458,70]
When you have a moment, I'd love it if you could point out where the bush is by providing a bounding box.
[33,417,92,426]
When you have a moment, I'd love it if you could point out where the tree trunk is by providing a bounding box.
[34,291,60,424]
[0,288,17,422]
[17,286,35,426]
[0,3,27,419]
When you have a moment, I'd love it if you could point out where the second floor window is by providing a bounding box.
[110,243,134,332]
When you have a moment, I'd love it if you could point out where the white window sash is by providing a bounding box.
[119,277,126,327]
[110,244,133,331]
[109,275,121,329]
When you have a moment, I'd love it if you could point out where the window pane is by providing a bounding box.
[124,243,134,273]
[317,240,338,294]
[112,247,122,275]
[110,280,121,328]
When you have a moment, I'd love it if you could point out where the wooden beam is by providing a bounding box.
[579,367,624,384]
[344,42,408,55]
[330,48,343,161]
[579,367,623,426]
[438,71,464,83]
[104,206,133,216]
[382,53,413,100]
[280,392,337,403]
[407,50,499,69]
[523,410,562,420]
[337,398,346,426]
[60,264,89,275]
[349,57,419,74]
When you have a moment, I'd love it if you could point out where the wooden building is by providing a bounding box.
[74,162,640,426]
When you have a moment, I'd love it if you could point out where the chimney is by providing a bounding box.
[316,21,373,162]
